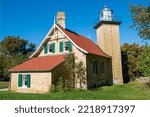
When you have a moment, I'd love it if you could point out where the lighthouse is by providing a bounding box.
[94,6,123,84]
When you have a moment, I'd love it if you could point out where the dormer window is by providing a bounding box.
[64,41,69,51]
[49,44,53,53]
[44,43,55,54]
[59,41,72,52]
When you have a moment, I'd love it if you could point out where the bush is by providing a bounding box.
[145,81,150,88]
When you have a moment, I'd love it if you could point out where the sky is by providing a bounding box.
[0,0,149,48]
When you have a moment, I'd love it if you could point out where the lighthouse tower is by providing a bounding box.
[94,6,123,84]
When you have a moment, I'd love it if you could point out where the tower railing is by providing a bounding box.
[93,16,122,27]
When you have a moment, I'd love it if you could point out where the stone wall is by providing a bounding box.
[96,23,123,84]
[10,72,52,93]
[86,54,113,88]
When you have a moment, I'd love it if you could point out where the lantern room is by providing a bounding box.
[100,5,113,21]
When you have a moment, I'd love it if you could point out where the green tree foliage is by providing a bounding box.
[75,61,86,90]
[121,43,142,82]
[122,43,150,83]
[63,53,76,90]
[53,53,86,92]
[1,36,36,55]
[138,44,150,76]
[129,2,150,40]
[0,36,36,80]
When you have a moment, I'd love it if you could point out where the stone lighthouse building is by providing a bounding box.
[94,6,123,84]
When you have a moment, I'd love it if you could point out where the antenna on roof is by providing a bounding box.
[53,16,56,38]
[89,34,91,39]
[53,16,56,24]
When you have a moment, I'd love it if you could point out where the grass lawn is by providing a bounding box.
[0,81,9,89]
[0,82,150,100]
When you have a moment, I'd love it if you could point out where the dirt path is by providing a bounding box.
[0,88,9,91]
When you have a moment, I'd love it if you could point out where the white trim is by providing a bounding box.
[47,43,53,54]
[29,24,55,58]
[21,74,28,88]
[29,24,88,58]
[46,34,65,39]
[63,41,69,52]
[20,86,28,88]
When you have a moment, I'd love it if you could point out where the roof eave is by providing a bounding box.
[87,53,111,58]
[55,24,88,54]
[9,69,52,73]
[29,24,55,58]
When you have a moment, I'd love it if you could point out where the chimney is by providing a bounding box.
[56,12,66,28]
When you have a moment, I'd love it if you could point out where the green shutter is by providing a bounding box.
[44,44,48,54]
[52,43,55,53]
[27,74,31,88]
[18,74,22,87]
[68,41,72,51]
[59,42,63,52]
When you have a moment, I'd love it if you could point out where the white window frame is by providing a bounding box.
[21,74,28,88]
[48,43,53,54]
[63,41,69,52]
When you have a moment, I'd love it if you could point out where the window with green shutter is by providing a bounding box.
[27,74,31,88]
[18,74,31,88]
[60,42,63,52]
[44,44,48,54]
[18,74,22,87]
[52,43,55,53]
[68,41,72,51]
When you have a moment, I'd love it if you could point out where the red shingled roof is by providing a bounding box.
[57,24,110,58]
[9,55,65,72]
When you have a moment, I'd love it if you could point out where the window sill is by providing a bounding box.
[48,52,53,54]
[92,74,98,76]
[64,50,69,52]
[100,73,105,76]
[19,86,28,88]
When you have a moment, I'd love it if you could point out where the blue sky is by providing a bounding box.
[0,0,149,48]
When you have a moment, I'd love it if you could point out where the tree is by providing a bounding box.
[122,43,150,82]
[0,36,36,80]
[52,53,86,92]
[63,53,76,90]
[121,43,142,82]
[138,43,150,76]
[75,61,86,90]
[129,2,150,40]
[1,36,36,55]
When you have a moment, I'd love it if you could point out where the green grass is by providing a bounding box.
[0,81,9,89]
[0,82,150,100]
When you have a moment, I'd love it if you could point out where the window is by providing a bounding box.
[18,74,30,88]
[59,41,72,52]
[48,43,55,53]
[91,60,98,75]
[99,61,105,74]
[64,41,69,51]
[101,12,103,17]
[44,44,48,54]
[49,44,53,53]
[22,75,28,87]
